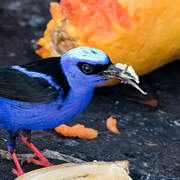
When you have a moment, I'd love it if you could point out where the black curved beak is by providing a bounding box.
[99,64,147,95]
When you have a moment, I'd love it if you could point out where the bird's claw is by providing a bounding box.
[12,168,24,177]
[27,157,53,167]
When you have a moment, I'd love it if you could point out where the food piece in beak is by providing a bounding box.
[101,63,147,95]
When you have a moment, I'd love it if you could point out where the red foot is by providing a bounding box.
[12,168,24,177]
[11,152,24,176]
[21,136,53,167]
[27,157,53,166]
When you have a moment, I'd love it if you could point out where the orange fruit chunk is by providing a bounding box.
[55,124,98,139]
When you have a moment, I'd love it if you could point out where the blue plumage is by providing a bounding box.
[0,47,144,176]
[0,47,109,132]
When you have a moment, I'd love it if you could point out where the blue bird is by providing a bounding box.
[0,47,145,176]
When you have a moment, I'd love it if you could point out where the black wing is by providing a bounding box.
[0,57,71,103]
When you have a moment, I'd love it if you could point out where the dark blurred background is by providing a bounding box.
[0,1,180,179]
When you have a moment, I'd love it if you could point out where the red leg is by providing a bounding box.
[21,136,53,167]
[7,131,24,176]
[8,149,24,176]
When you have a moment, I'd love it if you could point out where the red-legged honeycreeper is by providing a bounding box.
[0,47,145,176]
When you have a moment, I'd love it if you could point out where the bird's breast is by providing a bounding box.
[58,89,94,123]
[1,89,94,131]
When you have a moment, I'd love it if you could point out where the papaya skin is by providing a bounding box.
[36,0,180,85]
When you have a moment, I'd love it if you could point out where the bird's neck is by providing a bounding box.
[66,86,94,107]
[52,87,94,127]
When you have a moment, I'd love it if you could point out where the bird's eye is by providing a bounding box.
[81,64,93,74]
